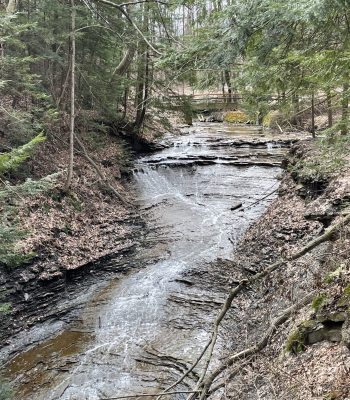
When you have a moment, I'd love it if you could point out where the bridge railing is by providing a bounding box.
[166,93,242,105]
[190,93,242,104]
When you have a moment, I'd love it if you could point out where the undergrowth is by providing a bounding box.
[289,135,350,184]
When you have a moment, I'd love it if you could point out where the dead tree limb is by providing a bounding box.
[281,93,338,125]
[207,360,251,396]
[112,44,136,77]
[95,0,162,55]
[161,211,350,400]
[196,292,315,400]
[74,134,130,205]
[102,390,199,399]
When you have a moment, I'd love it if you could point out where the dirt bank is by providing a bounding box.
[0,129,152,348]
[219,138,350,399]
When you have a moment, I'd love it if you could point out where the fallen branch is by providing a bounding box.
[276,122,284,134]
[281,93,338,125]
[196,292,314,400]
[243,187,278,212]
[162,211,350,400]
[74,134,130,205]
[207,360,251,396]
[102,390,199,399]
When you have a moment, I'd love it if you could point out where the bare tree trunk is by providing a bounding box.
[224,69,232,104]
[122,70,130,119]
[0,0,16,60]
[341,82,349,135]
[221,71,225,98]
[311,92,315,138]
[134,43,145,128]
[135,50,150,131]
[327,90,333,128]
[134,1,150,132]
[6,0,16,13]
[65,0,76,191]
[291,94,300,126]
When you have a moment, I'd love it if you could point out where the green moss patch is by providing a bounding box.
[286,320,318,354]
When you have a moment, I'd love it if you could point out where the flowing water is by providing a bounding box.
[5,123,288,399]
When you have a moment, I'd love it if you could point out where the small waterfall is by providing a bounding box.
[12,123,284,400]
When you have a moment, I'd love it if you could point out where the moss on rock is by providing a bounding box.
[338,284,350,307]
[312,293,328,312]
[286,320,318,354]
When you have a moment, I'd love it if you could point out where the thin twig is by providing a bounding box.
[101,390,200,399]
[119,0,168,6]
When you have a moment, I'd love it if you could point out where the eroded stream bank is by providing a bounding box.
[2,123,295,399]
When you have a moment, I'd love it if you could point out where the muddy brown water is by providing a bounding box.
[2,123,290,399]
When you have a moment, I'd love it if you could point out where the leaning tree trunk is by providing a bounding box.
[112,44,136,77]
[65,0,76,191]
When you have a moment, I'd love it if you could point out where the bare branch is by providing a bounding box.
[119,0,169,6]
[196,292,315,400]
[95,0,162,55]
[101,391,199,399]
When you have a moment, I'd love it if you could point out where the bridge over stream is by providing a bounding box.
[166,93,242,112]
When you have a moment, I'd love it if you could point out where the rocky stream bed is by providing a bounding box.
[0,123,305,399]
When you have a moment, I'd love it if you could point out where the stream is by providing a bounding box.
[4,123,289,399]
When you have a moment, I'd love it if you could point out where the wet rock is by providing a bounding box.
[173,278,194,286]
[286,320,343,353]
[317,311,348,324]
[304,199,336,225]
[307,324,342,344]
[231,202,243,211]
[19,272,36,283]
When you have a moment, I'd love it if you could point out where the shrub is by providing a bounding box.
[224,111,249,123]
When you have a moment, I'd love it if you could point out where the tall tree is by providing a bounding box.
[65,0,76,191]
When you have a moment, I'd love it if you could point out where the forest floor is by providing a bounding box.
[0,126,157,346]
[219,137,350,399]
